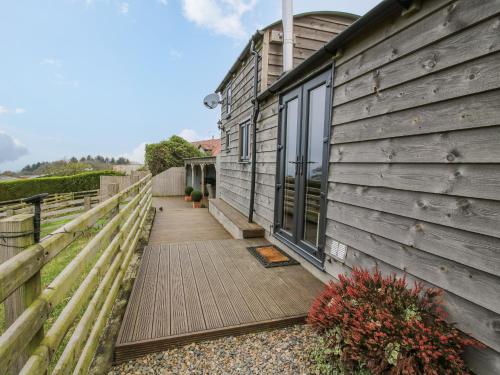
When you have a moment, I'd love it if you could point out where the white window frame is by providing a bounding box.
[225,129,230,152]
[239,120,250,162]
[226,83,232,115]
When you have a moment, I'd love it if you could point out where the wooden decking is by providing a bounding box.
[115,197,324,363]
[148,197,232,244]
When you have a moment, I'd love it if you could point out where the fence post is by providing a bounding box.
[84,196,92,211]
[130,175,140,197]
[107,183,119,200]
[107,183,120,238]
[0,214,40,373]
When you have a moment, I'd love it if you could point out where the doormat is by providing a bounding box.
[247,245,300,268]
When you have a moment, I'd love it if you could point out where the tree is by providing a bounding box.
[145,135,204,176]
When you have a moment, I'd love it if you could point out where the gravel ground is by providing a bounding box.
[109,325,320,375]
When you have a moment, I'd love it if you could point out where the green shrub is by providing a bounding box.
[185,186,194,196]
[190,190,202,202]
[145,135,205,176]
[308,268,482,374]
[0,170,123,201]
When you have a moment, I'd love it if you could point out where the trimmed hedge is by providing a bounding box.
[0,170,123,201]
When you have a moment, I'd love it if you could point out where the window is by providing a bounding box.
[226,83,232,115]
[225,129,230,152]
[239,121,250,161]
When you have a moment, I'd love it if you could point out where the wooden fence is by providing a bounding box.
[151,167,185,196]
[0,190,100,221]
[0,174,152,374]
[100,172,149,201]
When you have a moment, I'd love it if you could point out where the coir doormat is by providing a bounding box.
[247,245,300,268]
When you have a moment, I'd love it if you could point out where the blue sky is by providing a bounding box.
[0,0,380,172]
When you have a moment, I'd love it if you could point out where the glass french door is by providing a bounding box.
[275,70,331,267]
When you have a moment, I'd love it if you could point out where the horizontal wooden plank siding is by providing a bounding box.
[327,0,500,373]
[217,13,356,231]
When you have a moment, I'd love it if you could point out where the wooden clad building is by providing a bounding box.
[214,1,500,373]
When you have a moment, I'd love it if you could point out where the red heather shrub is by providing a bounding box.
[307,268,482,375]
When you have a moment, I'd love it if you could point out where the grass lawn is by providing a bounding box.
[0,215,109,369]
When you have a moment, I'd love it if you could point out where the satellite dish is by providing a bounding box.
[203,93,221,109]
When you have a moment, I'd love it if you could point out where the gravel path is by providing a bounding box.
[109,325,320,375]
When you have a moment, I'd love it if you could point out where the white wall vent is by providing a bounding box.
[330,240,347,261]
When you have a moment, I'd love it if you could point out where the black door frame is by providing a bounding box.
[274,68,332,269]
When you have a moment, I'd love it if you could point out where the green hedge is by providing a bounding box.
[0,170,124,201]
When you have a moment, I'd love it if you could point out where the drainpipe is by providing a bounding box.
[248,40,260,223]
[282,0,293,73]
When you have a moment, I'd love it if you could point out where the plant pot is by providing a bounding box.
[192,201,202,208]
[184,196,192,202]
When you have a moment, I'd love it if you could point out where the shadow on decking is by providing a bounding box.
[114,198,324,363]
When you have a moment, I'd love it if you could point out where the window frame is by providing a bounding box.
[226,82,232,116]
[225,129,230,153]
[238,118,251,162]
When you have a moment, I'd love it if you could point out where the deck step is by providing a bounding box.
[208,199,265,239]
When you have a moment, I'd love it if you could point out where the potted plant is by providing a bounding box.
[184,186,193,201]
[191,190,203,208]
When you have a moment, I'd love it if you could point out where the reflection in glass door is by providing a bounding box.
[282,97,299,236]
[275,70,331,267]
[302,83,327,248]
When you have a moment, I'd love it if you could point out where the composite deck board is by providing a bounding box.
[148,197,232,245]
[219,239,288,317]
[187,242,224,330]
[178,242,206,332]
[117,246,152,343]
[152,245,170,338]
[169,243,188,335]
[133,246,160,341]
[195,241,240,326]
[210,240,272,322]
[204,240,256,324]
[222,239,306,317]
[116,198,324,362]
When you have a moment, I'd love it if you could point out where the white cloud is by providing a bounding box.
[157,0,168,5]
[168,49,183,59]
[0,106,26,115]
[54,73,80,88]
[0,132,29,164]
[178,128,200,142]
[41,58,63,67]
[181,0,257,39]
[122,142,147,163]
[119,2,129,14]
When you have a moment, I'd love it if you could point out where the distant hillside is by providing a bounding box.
[18,155,131,177]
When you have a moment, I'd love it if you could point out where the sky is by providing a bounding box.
[0,0,380,172]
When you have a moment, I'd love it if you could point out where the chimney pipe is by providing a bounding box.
[282,0,293,73]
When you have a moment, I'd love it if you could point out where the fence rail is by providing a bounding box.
[0,190,100,220]
[0,174,152,374]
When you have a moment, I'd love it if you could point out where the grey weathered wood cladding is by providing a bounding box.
[218,12,355,235]
[325,0,500,372]
[216,1,500,373]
